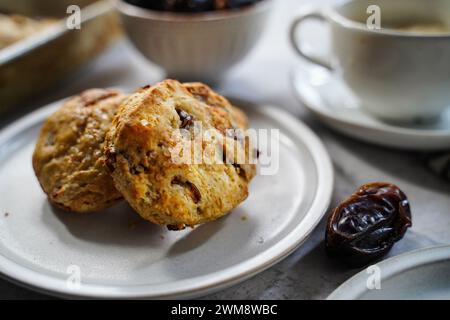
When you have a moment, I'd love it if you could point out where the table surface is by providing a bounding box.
[1,0,449,299]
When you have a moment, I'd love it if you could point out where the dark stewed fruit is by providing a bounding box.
[325,182,412,266]
[124,0,263,12]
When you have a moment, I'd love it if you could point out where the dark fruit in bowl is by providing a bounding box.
[325,182,412,266]
[124,0,263,12]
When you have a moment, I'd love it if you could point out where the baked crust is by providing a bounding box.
[32,89,127,212]
[105,80,256,229]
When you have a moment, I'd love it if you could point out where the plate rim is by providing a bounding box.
[327,245,450,300]
[0,98,334,299]
[291,66,450,150]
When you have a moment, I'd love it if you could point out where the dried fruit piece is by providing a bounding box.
[326,182,412,266]
[171,176,202,204]
[176,109,194,129]
[124,0,262,12]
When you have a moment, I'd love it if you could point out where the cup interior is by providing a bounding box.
[116,0,273,22]
[332,0,450,34]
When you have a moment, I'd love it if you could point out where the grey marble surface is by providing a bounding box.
[0,0,449,299]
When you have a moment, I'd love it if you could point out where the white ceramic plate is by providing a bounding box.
[291,64,450,151]
[328,245,450,300]
[0,98,333,299]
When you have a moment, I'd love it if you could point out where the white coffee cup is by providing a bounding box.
[290,0,450,123]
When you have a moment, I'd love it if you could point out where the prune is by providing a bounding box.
[326,182,412,266]
[124,0,262,12]
[226,0,261,9]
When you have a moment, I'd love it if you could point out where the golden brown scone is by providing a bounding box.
[183,82,249,130]
[33,89,127,212]
[105,80,256,229]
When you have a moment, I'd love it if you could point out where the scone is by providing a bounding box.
[33,89,127,212]
[0,14,57,50]
[183,82,249,130]
[105,80,256,229]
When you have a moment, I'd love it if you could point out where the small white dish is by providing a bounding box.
[328,245,450,300]
[115,0,273,83]
[291,63,450,151]
[0,97,333,299]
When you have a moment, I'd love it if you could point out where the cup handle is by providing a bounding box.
[290,10,332,70]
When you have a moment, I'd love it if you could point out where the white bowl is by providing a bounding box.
[115,0,274,84]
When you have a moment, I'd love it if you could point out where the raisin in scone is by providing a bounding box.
[33,89,127,212]
[105,80,256,229]
[183,82,249,130]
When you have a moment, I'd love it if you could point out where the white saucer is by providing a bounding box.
[328,245,450,300]
[292,64,450,151]
[0,97,333,299]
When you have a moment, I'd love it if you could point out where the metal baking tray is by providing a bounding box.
[0,0,122,112]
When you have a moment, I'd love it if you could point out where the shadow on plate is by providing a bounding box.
[167,218,226,258]
[160,207,259,279]
[41,200,165,248]
[40,199,249,259]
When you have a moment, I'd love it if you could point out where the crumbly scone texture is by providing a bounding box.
[105,80,256,229]
[32,89,127,212]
